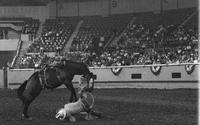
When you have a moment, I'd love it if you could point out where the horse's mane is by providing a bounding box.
[64,60,88,68]
[65,60,85,65]
[62,60,90,74]
[28,71,39,81]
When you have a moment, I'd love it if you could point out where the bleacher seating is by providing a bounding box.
[70,14,133,53]
[17,8,199,68]
[134,8,196,26]
[114,8,197,49]
[28,17,80,52]
[68,8,199,67]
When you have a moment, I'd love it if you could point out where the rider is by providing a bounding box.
[50,55,66,67]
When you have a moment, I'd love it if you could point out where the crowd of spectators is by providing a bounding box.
[66,44,199,67]
[19,53,54,68]
[70,14,133,53]
[19,44,199,68]
[19,22,199,68]
[19,9,199,68]
[27,17,79,53]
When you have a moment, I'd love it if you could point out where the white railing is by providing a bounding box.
[89,62,200,69]
[7,62,199,89]
[10,62,200,70]
[11,39,22,67]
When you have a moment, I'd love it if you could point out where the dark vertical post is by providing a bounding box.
[77,0,80,17]
[56,0,58,18]
[177,0,179,9]
[160,0,163,13]
[108,0,111,16]
[3,67,8,89]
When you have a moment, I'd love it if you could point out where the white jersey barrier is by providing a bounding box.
[5,63,200,89]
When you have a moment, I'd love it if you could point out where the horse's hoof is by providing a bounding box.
[21,114,32,120]
[84,114,94,121]
[91,110,103,118]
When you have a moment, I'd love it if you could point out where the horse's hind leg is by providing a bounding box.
[21,91,41,120]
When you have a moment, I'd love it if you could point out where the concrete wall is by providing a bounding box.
[0,0,197,20]
[6,65,199,89]
[178,0,198,8]
[0,6,49,21]
[7,69,35,85]
[110,0,135,14]
[0,39,19,51]
[59,2,78,17]
[79,0,109,16]
[54,0,198,17]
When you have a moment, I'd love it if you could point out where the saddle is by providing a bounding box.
[38,66,62,89]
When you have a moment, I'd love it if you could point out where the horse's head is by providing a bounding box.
[82,72,95,92]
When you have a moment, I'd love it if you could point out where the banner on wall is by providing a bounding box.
[150,66,162,76]
[111,67,122,76]
[185,64,195,75]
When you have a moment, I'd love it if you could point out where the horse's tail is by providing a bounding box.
[17,80,28,102]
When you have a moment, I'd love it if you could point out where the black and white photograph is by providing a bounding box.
[0,0,199,125]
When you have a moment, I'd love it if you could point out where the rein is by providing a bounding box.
[80,92,95,112]
[79,75,95,111]
[84,92,95,109]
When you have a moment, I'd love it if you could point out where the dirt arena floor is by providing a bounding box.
[0,87,198,125]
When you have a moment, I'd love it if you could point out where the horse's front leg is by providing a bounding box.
[22,100,32,120]
[65,81,77,102]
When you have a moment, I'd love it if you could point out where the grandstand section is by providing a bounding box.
[0,1,198,125]
[0,0,197,84]
[70,14,134,53]
[11,6,198,68]
[27,17,80,52]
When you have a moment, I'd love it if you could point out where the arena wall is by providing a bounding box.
[5,64,199,89]
[59,2,79,17]
[53,0,198,17]
[0,39,19,51]
[0,6,49,21]
[0,0,197,21]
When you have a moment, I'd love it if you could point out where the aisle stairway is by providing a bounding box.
[35,21,44,39]
[62,20,83,53]
[13,40,32,68]
[109,17,136,47]
[180,10,198,26]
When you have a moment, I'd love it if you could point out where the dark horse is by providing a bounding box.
[17,60,95,120]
